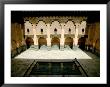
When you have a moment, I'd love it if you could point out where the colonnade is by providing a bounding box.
[24,17,87,50]
[27,23,80,50]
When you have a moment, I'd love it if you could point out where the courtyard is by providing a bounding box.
[11,11,100,77]
[11,45,100,77]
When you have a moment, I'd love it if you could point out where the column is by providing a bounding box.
[73,23,79,50]
[33,24,38,50]
[60,23,65,50]
[46,23,51,50]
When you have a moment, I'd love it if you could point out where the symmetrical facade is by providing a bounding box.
[24,16,87,50]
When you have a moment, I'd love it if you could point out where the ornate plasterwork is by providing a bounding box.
[50,34,61,38]
[64,34,75,38]
[24,16,87,24]
[24,16,87,40]
[25,35,34,39]
[36,35,47,38]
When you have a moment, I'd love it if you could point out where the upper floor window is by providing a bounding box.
[54,28,57,34]
[41,29,43,34]
[27,29,29,34]
[69,28,71,34]
[82,29,84,33]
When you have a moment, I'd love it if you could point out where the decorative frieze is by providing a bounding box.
[25,35,34,39]
[24,16,87,24]
[64,34,75,38]
[50,34,61,38]
[36,35,47,38]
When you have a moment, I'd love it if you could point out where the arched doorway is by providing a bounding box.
[65,37,73,49]
[38,37,47,49]
[51,37,60,49]
[78,37,86,50]
[25,37,34,49]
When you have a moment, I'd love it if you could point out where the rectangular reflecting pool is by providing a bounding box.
[29,61,82,76]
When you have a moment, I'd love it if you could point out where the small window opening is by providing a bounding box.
[54,28,57,34]
[41,29,43,34]
[27,29,29,33]
[82,29,84,33]
[69,28,71,34]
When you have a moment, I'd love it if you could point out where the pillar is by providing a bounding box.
[33,24,38,50]
[60,23,65,50]
[46,23,51,50]
[73,23,79,50]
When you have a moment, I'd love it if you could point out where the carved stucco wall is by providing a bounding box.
[64,21,75,34]
[78,21,86,35]
[25,21,33,35]
[11,23,25,50]
[50,21,62,34]
[36,21,47,35]
[85,22,100,52]
[24,20,86,36]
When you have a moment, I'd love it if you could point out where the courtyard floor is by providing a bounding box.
[15,45,92,60]
[11,45,100,77]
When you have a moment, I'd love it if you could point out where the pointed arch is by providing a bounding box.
[25,37,34,48]
[65,37,73,49]
[38,37,47,49]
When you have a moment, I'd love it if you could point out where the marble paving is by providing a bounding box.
[12,45,100,77]
[15,45,92,60]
